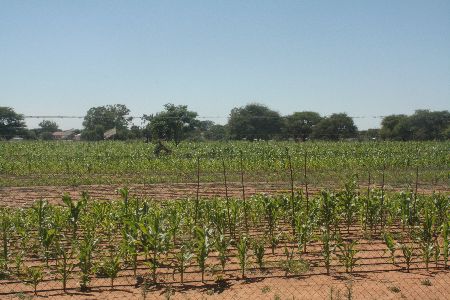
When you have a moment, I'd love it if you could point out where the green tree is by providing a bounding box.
[203,124,228,140]
[311,113,357,140]
[129,125,143,140]
[38,120,60,140]
[408,110,450,140]
[142,123,152,143]
[284,111,322,141]
[38,120,59,132]
[184,120,215,141]
[82,104,131,140]
[380,110,449,140]
[198,120,215,132]
[144,103,199,145]
[380,114,410,140]
[443,125,450,140]
[0,107,27,140]
[24,129,38,140]
[228,103,282,140]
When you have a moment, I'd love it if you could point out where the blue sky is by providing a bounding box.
[1,0,449,130]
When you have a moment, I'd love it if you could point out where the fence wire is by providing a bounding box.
[0,146,448,299]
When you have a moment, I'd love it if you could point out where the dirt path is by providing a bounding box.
[0,181,448,207]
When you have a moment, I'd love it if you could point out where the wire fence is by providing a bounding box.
[0,142,448,299]
[0,143,448,187]
[0,190,449,300]
[0,157,448,208]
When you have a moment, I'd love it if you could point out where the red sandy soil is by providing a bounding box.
[0,182,447,207]
[1,234,449,299]
[0,183,449,299]
[1,268,449,299]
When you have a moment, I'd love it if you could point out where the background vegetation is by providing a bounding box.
[1,104,449,141]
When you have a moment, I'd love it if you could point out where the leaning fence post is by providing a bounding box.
[364,170,371,232]
[194,156,200,225]
[286,147,295,235]
[240,150,248,233]
[380,163,385,230]
[304,150,309,216]
[222,157,232,238]
[413,165,419,224]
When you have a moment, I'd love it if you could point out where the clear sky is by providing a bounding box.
[1,0,449,130]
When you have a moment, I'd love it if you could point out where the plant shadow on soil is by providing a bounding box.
[242,277,265,284]
[332,273,369,281]
[24,286,135,298]
[49,291,93,297]
[145,280,233,296]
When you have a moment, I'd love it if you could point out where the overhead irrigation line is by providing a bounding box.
[23,115,388,119]
[23,115,227,120]
[0,132,384,138]
[24,115,85,119]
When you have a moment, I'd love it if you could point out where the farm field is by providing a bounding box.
[0,141,448,299]
[0,141,448,187]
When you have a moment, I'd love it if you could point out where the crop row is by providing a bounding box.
[0,141,448,187]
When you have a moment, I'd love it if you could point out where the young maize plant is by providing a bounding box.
[237,235,249,279]
[118,187,129,216]
[214,233,231,272]
[339,177,359,235]
[280,230,309,277]
[208,200,227,236]
[252,238,266,271]
[336,239,359,273]
[362,189,382,234]
[33,199,49,255]
[13,210,32,277]
[78,222,98,291]
[434,240,441,269]
[22,265,43,296]
[443,220,449,269]
[40,225,57,267]
[319,191,337,235]
[321,228,337,275]
[398,192,415,232]
[0,208,14,278]
[101,252,121,289]
[121,221,140,276]
[262,195,280,255]
[139,209,168,283]
[431,194,448,230]
[383,232,398,265]
[400,242,415,272]
[167,204,183,247]
[193,226,212,283]
[419,206,436,271]
[55,235,76,292]
[172,244,193,284]
[62,193,87,240]
[295,213,314,255]
[228,199,241,240]
[280,245,296,276]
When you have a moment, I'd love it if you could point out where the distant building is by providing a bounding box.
[52,129,76,140]
[104,128,117,140]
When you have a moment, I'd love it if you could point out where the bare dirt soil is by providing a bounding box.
[1,268,449,299]
[0,183,449,299]
[0,182,448,207]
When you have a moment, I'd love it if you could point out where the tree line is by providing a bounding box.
[0,105,448,142]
